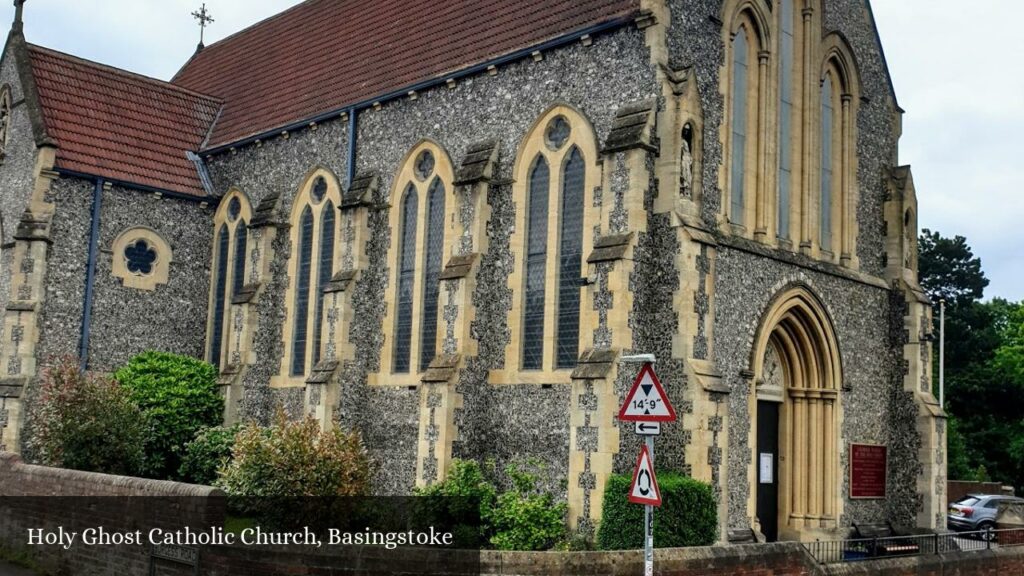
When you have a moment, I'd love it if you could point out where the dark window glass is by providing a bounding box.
[209,226,230,367]
[125,240,157,275]
[522,156,549,370]
[232,222,248,297]
[313,203,335,366]
[557,147,584,369]
[290,206,314,376]
[546,116,571,150]
[778,0,794,238]
[730,29,749,224]
[312,177,328,203]
[420,179,445,372]
[415,151,435,181]
[394,186,418,373]
[228,197,241,222]
[821,74,834,251]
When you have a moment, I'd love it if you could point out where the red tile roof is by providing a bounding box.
[27,44,222,196]
[173,0,640,149]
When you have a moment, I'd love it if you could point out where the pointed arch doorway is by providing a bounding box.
[750,286,843,541]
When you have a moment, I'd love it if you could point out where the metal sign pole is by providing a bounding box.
[644,434,654,576]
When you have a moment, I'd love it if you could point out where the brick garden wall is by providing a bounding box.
[3,453,1024,576]
[947,480,1014,504]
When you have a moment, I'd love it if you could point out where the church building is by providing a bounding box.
[0,0,943,542]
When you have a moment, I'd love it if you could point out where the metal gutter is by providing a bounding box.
[79,178,104,370]
[54,168,216,204]
[200,15,637,157]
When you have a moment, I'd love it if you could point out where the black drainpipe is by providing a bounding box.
[79,178,103,370]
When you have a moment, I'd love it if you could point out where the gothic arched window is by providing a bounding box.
[278,171,342,381]
[493,106,600,384]
[207,190,251,368]
[730,28,750,225]
[820,72,836,253]
[777,0,796,240]
[0,86,11,161]
[818,35,860,265]
[374,143,456,384]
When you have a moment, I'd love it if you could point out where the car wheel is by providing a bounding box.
[979,522,996,542]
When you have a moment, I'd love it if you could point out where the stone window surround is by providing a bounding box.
[0,84,10,162]
[109,226,172,291]
[718,0,861,269]
[369,140,457,388]
[272,168,343,388]
[205,188,252,366]
[489,104,601,386]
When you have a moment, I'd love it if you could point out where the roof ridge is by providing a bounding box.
[172,0,320,76]
[26,42,222,104]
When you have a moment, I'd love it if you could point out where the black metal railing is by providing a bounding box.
[802,528,1024,564]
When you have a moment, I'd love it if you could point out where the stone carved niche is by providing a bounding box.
[757,341,784,402]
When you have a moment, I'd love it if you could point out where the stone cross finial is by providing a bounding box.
[192,3,214,48]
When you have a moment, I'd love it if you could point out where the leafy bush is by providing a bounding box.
[597,472,717,550]
[31,357,145,476]
[114,351,222,479]
[216,411,372,527]
[178,424,240,485]
[414,459,497,547]
[489,461,567,551]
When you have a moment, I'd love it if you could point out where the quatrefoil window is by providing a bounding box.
[227,197,242,222]
[311,176,328,204]
[415,150,435,181]
[124,240,157,275]
[545,116,571,150]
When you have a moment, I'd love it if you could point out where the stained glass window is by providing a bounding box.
[232,222,247,297]
[730,29,749,224]
[556,148,585,368]
[778,0,794,239]
[313,202,335,366]
[209,226,229,367]
[821,74,834,252]
[420,179,445,371]
[546,116,571,150]
[125,240,157,275]
[522,156,549,370]
[290,206,314,376]
[394,186,418,373]
[311,177,328,204]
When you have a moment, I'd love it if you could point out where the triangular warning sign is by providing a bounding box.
[628,444,662,506]
[618,363,677,422]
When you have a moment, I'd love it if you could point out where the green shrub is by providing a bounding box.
[216,411,372,527]
[597,472,717,550]
[489,461,567,551]
[414,459,497,547]
[114,351,222,479]
[31,357,145,476]
[178,424,240,485]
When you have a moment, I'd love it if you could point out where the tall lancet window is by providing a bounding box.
[820,72,835,252]
[494,106,599,383]
[279,171,342,381]
[777,0,795,239]
[730,29,750,224]
[207,190,252,369]
[374,143,456,384]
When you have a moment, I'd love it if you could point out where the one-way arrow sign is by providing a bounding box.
[635,422,661,435]
[618,363,677,422]
[628,444,662,506]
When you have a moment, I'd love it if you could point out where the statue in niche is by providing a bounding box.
[680,123,694,198]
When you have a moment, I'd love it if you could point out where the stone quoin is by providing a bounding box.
[0,0,942,542]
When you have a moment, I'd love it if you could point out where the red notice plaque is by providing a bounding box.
[850,443,887,499]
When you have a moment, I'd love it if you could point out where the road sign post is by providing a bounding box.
[619,359,676,576]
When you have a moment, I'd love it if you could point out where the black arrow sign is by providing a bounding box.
[637,423,659,432]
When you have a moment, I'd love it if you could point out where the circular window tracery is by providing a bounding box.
[545,116,571,150]
[415,150,435,181]
[311,176,328,204]
[124,239,157,276]
[227,197,242,222]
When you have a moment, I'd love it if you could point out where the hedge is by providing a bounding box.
[596,472,716,550]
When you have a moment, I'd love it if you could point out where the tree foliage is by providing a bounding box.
[919,230,1024,492]
[31,357,145,476]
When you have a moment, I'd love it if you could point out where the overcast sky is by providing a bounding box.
[3,1,1021,301]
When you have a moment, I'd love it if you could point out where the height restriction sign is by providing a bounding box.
[618,363,677,422]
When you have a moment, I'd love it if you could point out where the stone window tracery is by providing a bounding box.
[111,227,172,292]
[375,141,456,385]
[278,171,342,381]
[207,189,251,368]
